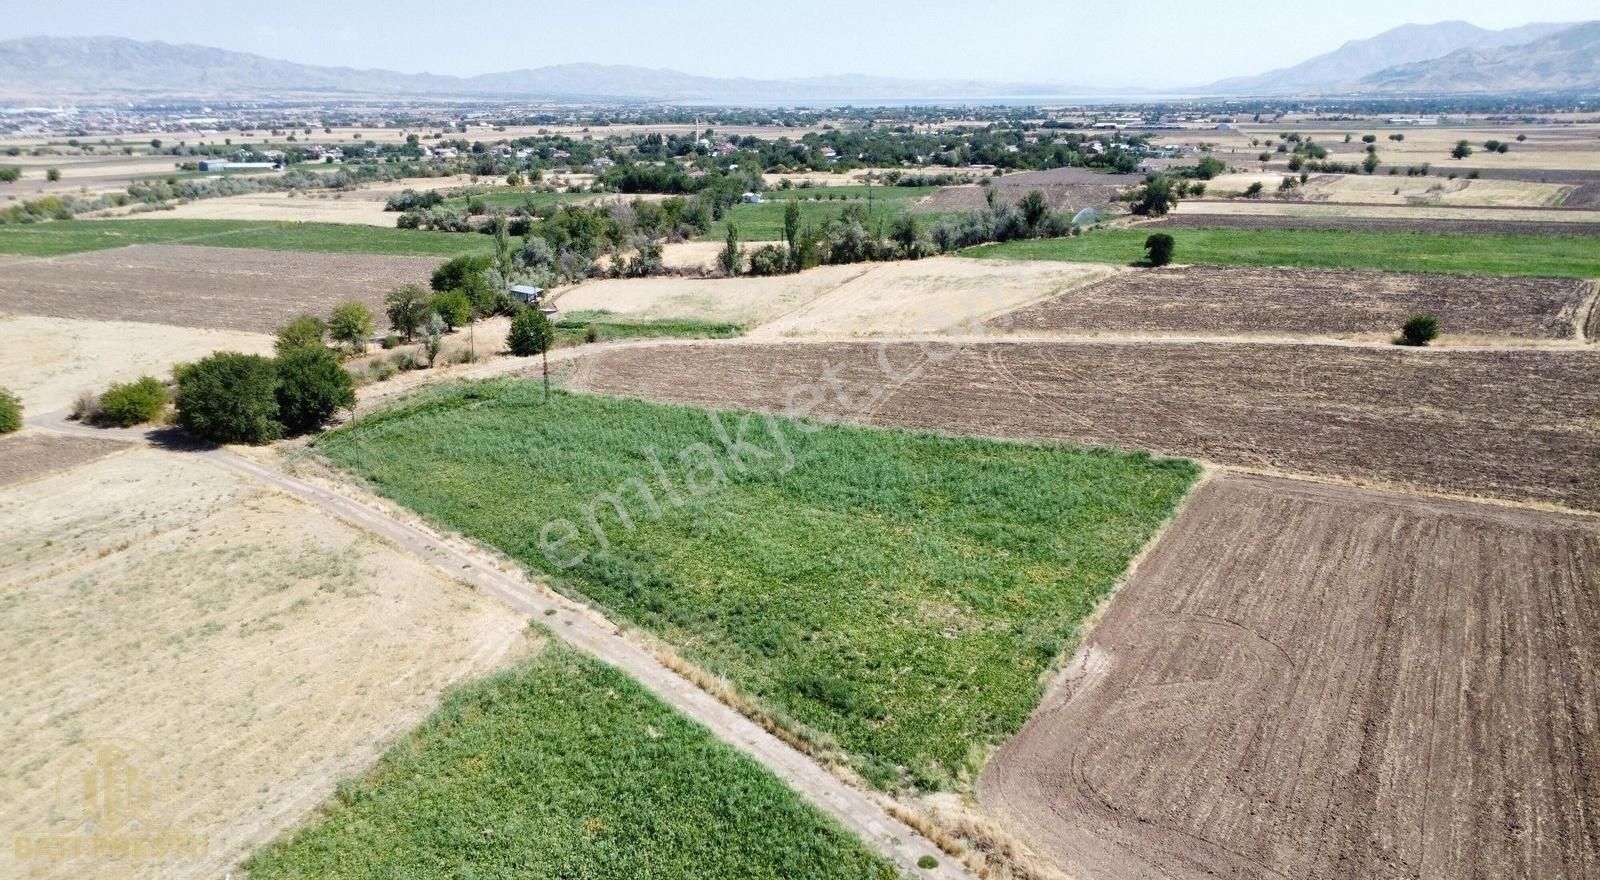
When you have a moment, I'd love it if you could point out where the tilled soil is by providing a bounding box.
[979,473,1600,880]
[917,168,1137,215]
[0,244,439,332]
[992,266,1595,340]
[0,432,126,487]
[564,340,1600,510]
[1148,213,1600,237]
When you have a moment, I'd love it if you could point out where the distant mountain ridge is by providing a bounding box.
[0,36,1079,102]
[1357,21,1600,93]
[1200,20,1579,94]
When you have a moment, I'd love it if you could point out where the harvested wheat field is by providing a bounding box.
[993,266,1595,342]
[137,190,396,226]
[558,258,1114,336]
[0,431,127,487]
[565,340,1600,509]
[0,449,533,880]
[981,473,1600,880]
[0,314,272,413]
[916,167,1134,214]
[0,245,437,333]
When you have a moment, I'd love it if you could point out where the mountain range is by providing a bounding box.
[0,22,1596,103]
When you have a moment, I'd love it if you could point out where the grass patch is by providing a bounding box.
[0,218,499,258]
[700,186,939,241]
[963,227,1600,278]
[245,641,897,879]
[319,384,1197,790]
[553,310,742,346]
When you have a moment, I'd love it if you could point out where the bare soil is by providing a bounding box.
[564,340,1600,510]
[917,168,1136,215]
[0,244,438,332]
[980,473,1600,880]
[0,431,126,487]
[993,266,1594,341]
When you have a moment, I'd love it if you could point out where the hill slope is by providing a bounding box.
[1358,21,1600,93]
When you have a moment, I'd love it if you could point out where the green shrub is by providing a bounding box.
[0,387,19,434]
[1399,313,1439,347]
[381,334,401,350]
[1143,233,1175,267]
[276,347,356,435]
[386,284,431,340]
[274,314,327,355]
[508,308,554,357]
[918,855,939,870]
[431,290,471,331]
[328,301,376,353]
[175,352,282,444]
[95,375,168,427]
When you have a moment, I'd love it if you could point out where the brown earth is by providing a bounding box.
[916,168,1137,215]
[1147,212,1600,237]
[0,431,126,487]
[980,473,1600,880]
[563,340,1600,510]
[0,244,438,332]
[993,266,1594,341]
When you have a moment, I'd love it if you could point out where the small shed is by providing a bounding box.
[511,284,544,305]
[741,192,764,204]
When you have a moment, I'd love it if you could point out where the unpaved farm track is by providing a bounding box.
[992,266,1593,340]
[980,473,1600,880]
[0,244,438,332]
[564,340,1600,510]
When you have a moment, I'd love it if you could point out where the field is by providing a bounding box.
[0,245,439,332]
[699,186,938,241]
[1169,197,1600,225]
[964,226,1600,277]
[981,473,1600,880]
[141,189,397,227]
[0,218,497,258]
[914,167,1136,214]
[0,431,126,486]
[1157,122,1600,173]
[0,314,272,412]
[318,384,1197,789]
[555,257,1114,337]
[564,340,1600,510]
[1200,171,1575,207]
[553,310,743,345]
[1152,212,1600,236]
[993,266,1596,342]
[0,448,532,880]
[245,641,899,880]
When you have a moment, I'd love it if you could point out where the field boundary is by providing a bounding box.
[1579,281,1600,343]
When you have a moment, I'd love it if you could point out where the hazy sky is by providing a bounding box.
[4,1,1596,87]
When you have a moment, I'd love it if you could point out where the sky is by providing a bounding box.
[2,0,1596,88]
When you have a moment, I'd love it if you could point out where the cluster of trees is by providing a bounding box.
[174,346,355,444]
[1124,175,1204,216]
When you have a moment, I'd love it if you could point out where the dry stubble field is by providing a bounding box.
[993,266,1597,342]
[0,245,437,332]
[0,449,532,880]
[980,473,1599,880]
[565,340,1600,509]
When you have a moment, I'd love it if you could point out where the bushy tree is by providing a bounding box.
[1400,314,1439,346]
[1195,155,1225,179]
[175,352,282,444]
[385,284,431,340]
[95,376,168,427]
[274,347,355,434]
[45,167,61,182]
[0,387,20,434]
[430,254,493,293]
[1243,181,1265,198]
[1144,233,1175,267]
[328,301,375,353]
[274,314,327,355]
[1017,190,1049,234]
[1362,152,1381,174]
[421,314,446,367]
[431,290,471,330]
[718,223,742,275]
[747,243,790,276]
[508,307,555,401]
[1131,175,1178,216]
[1451,140,1473,160]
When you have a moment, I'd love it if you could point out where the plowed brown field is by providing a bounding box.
[992,267,1594,341]
[0,244,438,332]
[979,473,1600,880]
[564,340,1600,509]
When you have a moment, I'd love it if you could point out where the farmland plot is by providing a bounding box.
[981,473,1600,880]
[992,266,1595,341]
[565,340,1600,509]
[0,245,438,332]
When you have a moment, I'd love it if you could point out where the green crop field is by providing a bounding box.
[319,384,1197,790]
[700,186,939,241]
[554,310,742,346]
[245,641,898,880]
[0,218,499,258]
[962,226,1600,278]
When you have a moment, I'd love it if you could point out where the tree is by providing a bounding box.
[507,307,555,401]
[0,387,20,434]
[45,167,60,182]
[431,290,471,331]
[1017,190,1049,234]
[328,301,375,353]
[784,198,801,254]
[175,352,282,444]
[274,314,327,355]
[1243,181,1265,198]
[1131,175,1178,216]
[1399,314,1439,347]
[1144,233,1175,267]
[1195,155,1225,180]
[747,244,790,276]
[431,254,493,293]
[1361,134,1378,144]
[0,167,20,183]
[421,314,447,367]
[385,284,431,340]
[95,376,168,427]
[1362,152,1381,175]
[275,346,355,434]
[1451,140,1473,160]
[718,223,742,276]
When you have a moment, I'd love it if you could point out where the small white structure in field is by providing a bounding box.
[511,284,544,305]
[741,192,763,204]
